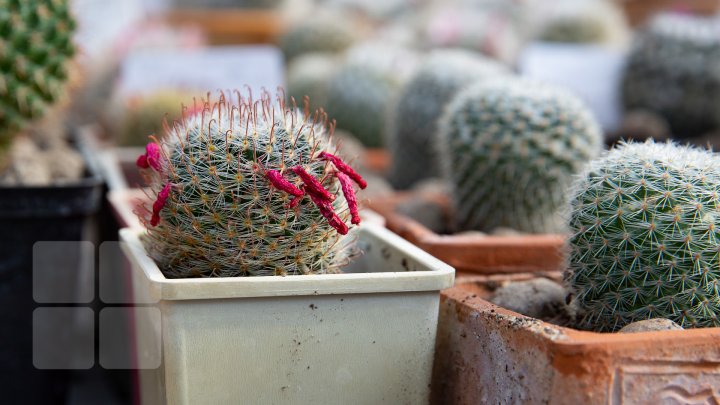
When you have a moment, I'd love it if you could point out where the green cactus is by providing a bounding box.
[324,43,416,148]
[0,0,76,145]
[138,91,366,278]
[112,90,197,147]
[437,78,603,233]
[537,0,629,45]
[279,15,357,62]
[621,13,720,138]
[566,141,720,331]
[286,53,338,113]
[387,49,508,190]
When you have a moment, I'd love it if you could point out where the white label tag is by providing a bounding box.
[118,45,286,98]
[519,42,627,132]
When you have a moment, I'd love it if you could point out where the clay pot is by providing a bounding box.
[363,148,390,174]
[431,274,720,404]
[163,9,283,45]
[620,0,720,27]
[366,192,565,276]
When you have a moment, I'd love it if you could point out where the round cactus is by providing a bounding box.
[138,91,366,278]
[325,43,417,148]
[621,13,720,138]
[387,49,508,190]
[437,78,603,233]
[0,0,76,143]
[536,0,629,45]
[566,141,720,331]
[286,53,338,113]
[279,14,357,62]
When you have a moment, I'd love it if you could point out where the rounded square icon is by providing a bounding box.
[33,241,94,303]
[100,307,161,370]
[33,307,94,370]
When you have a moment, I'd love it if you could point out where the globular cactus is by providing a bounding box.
[566,141,720,331]
[137,90,366,278]
[621,13,720,138]
[110,90,197,146]
[279,14,358,62]
[535,0,629,46]
[437,78,603,233]
[325,43,417,148]
[286,53,338,113]
[0,0,76,145]
[387,49,508,189]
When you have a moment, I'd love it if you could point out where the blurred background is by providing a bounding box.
[3,0,720,403]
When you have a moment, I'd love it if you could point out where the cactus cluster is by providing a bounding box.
[536,0,629,45]
[137,91,366,278]
[437,78,603,233]
[621,13,720,138]
[387,49,508,189]
[0,0,76,146]
[566,141,720,331]
[279,15,357,62]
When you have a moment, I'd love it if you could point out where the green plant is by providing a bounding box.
[138,91,366,278]
[387,49,508,189]
[279,14,357,62]
[437,78,603,233]
[536,0,628,45]
[621,13,720,138]
[111,90,196,146]
[0,0,76,152]
[286,53,338,113]
[565,141,720,331]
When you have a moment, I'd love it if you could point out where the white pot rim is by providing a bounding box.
[120,222,455,301]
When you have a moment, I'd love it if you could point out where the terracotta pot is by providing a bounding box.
[366,192,566,276]
[618,0,720,27]
[431,274,720,404]
[163,9,283,45]
[363,148,390,174]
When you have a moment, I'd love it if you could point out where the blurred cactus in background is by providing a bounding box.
[172,0,283,9]
[387,49,509,190]
[535,0,629,46]
[437,78,603,233]
[0,0,76,154]
[279,12,359,62]
[566,141,720,331]
[286,53,338,113]
[138,90,366,278]
[621,13,720,138]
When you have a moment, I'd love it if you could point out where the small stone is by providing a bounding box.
[618,318,683,334]
[490,278,567,321]
[396,197,446,234]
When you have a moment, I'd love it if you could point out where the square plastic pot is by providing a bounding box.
[431,274,720,404]
[120,223,454,405]
[366,192,565,276]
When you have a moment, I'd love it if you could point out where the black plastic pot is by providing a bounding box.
[0,144,103,404]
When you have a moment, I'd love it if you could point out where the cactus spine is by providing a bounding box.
[621,13,720,138]
[387,49,508,189]
[0,0,76,146]
[566,141,720,331]
[437,78,603,233]
[138,91,365,278]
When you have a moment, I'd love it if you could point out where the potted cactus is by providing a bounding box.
[0,1,105,403]
[432,141,720,404]
[118,90,454,404]
[370,77,604,275]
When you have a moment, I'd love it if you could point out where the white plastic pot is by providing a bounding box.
[119,223,454,405]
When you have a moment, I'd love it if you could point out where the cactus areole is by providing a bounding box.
[566,141,720,331]
[136,90,365,278]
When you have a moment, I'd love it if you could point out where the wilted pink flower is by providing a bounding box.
[266,170,304,197]
[137,143,163,171]
[336,171,361,225]
[308,190,348,235]
[318,152,367,189]
[151,183,171,226]
[292,166,335,202]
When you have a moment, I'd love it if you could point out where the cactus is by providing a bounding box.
[325,43,417,148]
[437,78,603,233]
[286,53,338,113]
[0,0,76,146]
[536,0,629,45]
[137,91,366,278]
[621,13,720,138]
[566,141,720,331]
[110,90,197,147]
[387,49,508,189]
[279,14,357,62]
